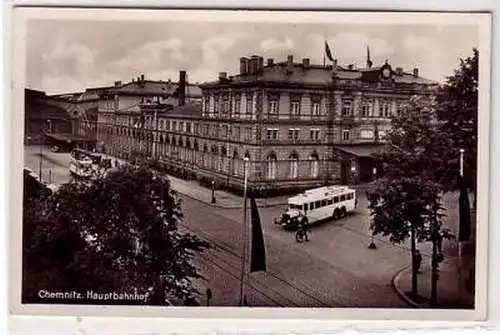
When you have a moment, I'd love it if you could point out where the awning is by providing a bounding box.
[334,145,385,158]
[45,132,94,143]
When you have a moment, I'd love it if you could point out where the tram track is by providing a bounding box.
[180,222,341,307]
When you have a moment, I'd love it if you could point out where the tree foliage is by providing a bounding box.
[435,48,478,191]
[367,95,454,244]
[23,164,210,305]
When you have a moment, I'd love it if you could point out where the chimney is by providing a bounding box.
[250,55,259,74]
[114,81,122,87]
[258,56,264,72]
[396,67,403,76]
[141,74,145,82]
[240,57,249,75]
[179,70,186,106]
[287,55,294,65]
[218,72,227,81]
[413,68,419,77]
[302,58,310,68]
[267,58,274,66]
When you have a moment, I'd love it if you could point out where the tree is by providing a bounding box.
[367,96,454,302]
[436,48,478,200]
[23,164,210,305]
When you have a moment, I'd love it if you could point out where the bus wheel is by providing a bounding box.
[340,207,346,218]
[333,209,340,220]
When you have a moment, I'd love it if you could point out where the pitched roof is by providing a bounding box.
[164,103,202,118]
[109,80,202,98]
[201,62,439,88]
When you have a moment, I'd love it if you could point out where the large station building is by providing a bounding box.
[96,55,438,195]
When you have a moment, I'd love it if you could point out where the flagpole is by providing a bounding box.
[460,148,465,177]
[239,157,249,306]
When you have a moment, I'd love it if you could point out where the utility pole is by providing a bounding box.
[410,223,418,298]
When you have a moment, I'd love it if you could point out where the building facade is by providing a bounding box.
[97,56,438,196]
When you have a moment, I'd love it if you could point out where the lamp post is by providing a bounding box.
[350,164,357,185]
[239,156,250,306]
[211,180,216,204]
[38,119,51,181]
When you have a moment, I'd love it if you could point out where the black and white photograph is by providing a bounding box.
[9,8,491,320]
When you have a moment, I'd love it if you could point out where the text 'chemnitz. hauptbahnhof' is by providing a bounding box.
[25,54,438,196]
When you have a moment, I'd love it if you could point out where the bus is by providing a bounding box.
[275,185,357,230]
[69,148,102,179]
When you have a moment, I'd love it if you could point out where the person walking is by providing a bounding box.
[414,249,422,274]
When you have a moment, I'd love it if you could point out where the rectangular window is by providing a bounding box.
[361,104,372,117]
[310,202,315,210]
[321,200,327,207]
[269,100,278,115]
[342,101,352,116]
[334,196,339,203]
[304,203,309,211]
[315,201,321,208]
[291,101,300,116]
[266,128,278,140]
[340,195,346,201]
[288,128,300,141]
[246,96,253,115]
[327,199,333,205]
[310,129,320,141]
[312,102,320,116]
[245,127,252,140]
[172,121,177,132]
[234,97,241,115]
[342,129,350,141]
[235,126,241,140]
[204,97,209,113]
[214,97,219,113]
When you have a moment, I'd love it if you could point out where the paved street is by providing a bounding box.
[23,145,462,307]
[24,145,72,185]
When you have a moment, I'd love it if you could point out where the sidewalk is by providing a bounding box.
[105,155,288,209]
[392,257,473,309]
[167,174,288,209]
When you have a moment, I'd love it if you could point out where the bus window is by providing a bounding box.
[304,203,309,211]
[321,200,327,207]
[348,193,354,200]
[315,200,321,208]
[340,195,346,201]
[290,204,303,210]
[310,202,315,210]
[327,199,333,205]
[334,196,339,203]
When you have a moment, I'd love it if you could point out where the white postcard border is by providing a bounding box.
[8,7,493,322]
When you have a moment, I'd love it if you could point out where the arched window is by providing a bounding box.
[289,152,299,179]
[266,152,277,180]
[221,146,227,157]
[194,140,199,151]
[310,152,319,178]
[203,143,208,152]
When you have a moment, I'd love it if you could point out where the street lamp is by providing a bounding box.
[239,156,250,306]
[211,180,216,204]
[38,119,51,181]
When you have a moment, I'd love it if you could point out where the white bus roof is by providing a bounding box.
[288,185,356,204]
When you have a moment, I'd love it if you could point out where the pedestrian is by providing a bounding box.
[414,250,422,274]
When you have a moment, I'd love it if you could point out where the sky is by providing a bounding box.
[25,19,479,95]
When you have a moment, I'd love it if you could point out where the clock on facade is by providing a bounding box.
[382,67,391,79]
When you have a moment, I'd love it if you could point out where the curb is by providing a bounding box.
[175,190,287,210]
[391,266,426,309]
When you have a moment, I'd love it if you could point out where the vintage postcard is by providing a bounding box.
[9,7,491,321]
